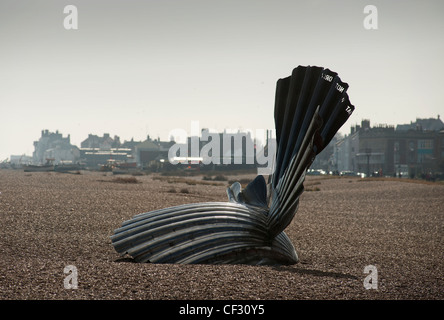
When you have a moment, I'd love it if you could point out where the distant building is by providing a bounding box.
[9,155,33,165]
[136,135,174,168]
[187,130,257,166]
[79,148,133,169]
[33,130,79,165]
[120,137,142,152]
[79,133,134,169]
[396,116,444,132]
[334,117,444,177]
[80,133,121,149]
[331,132,359,173]
[311,134,343,173]
[167,129,259,171]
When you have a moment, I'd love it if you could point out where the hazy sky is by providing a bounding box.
[1,0,443,160]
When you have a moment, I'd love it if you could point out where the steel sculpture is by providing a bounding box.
[110,65,355,265]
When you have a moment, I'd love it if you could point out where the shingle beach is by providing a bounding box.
[0,170,442,300]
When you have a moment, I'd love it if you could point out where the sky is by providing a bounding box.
[1,0,443,161]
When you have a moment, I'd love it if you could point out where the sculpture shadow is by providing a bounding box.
[114,257,137,263]
[114,256,358,281]
[273,265,359,280]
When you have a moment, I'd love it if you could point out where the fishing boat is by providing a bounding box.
[23,164,54,172]
[23,158,54,172]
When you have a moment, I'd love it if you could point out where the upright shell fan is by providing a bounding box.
[110,65,355,265]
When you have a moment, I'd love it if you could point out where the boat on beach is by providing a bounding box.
[23,164,54,172]
[23,158,54,172]
[54,162,84,173]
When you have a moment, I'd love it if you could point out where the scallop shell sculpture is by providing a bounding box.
[110,65,355,265]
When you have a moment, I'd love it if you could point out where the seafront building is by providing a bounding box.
[333,117,444,177]
[9,116,444,177]
[32,130,79,165]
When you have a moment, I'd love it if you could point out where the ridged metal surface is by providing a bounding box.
[110,65,355,265]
